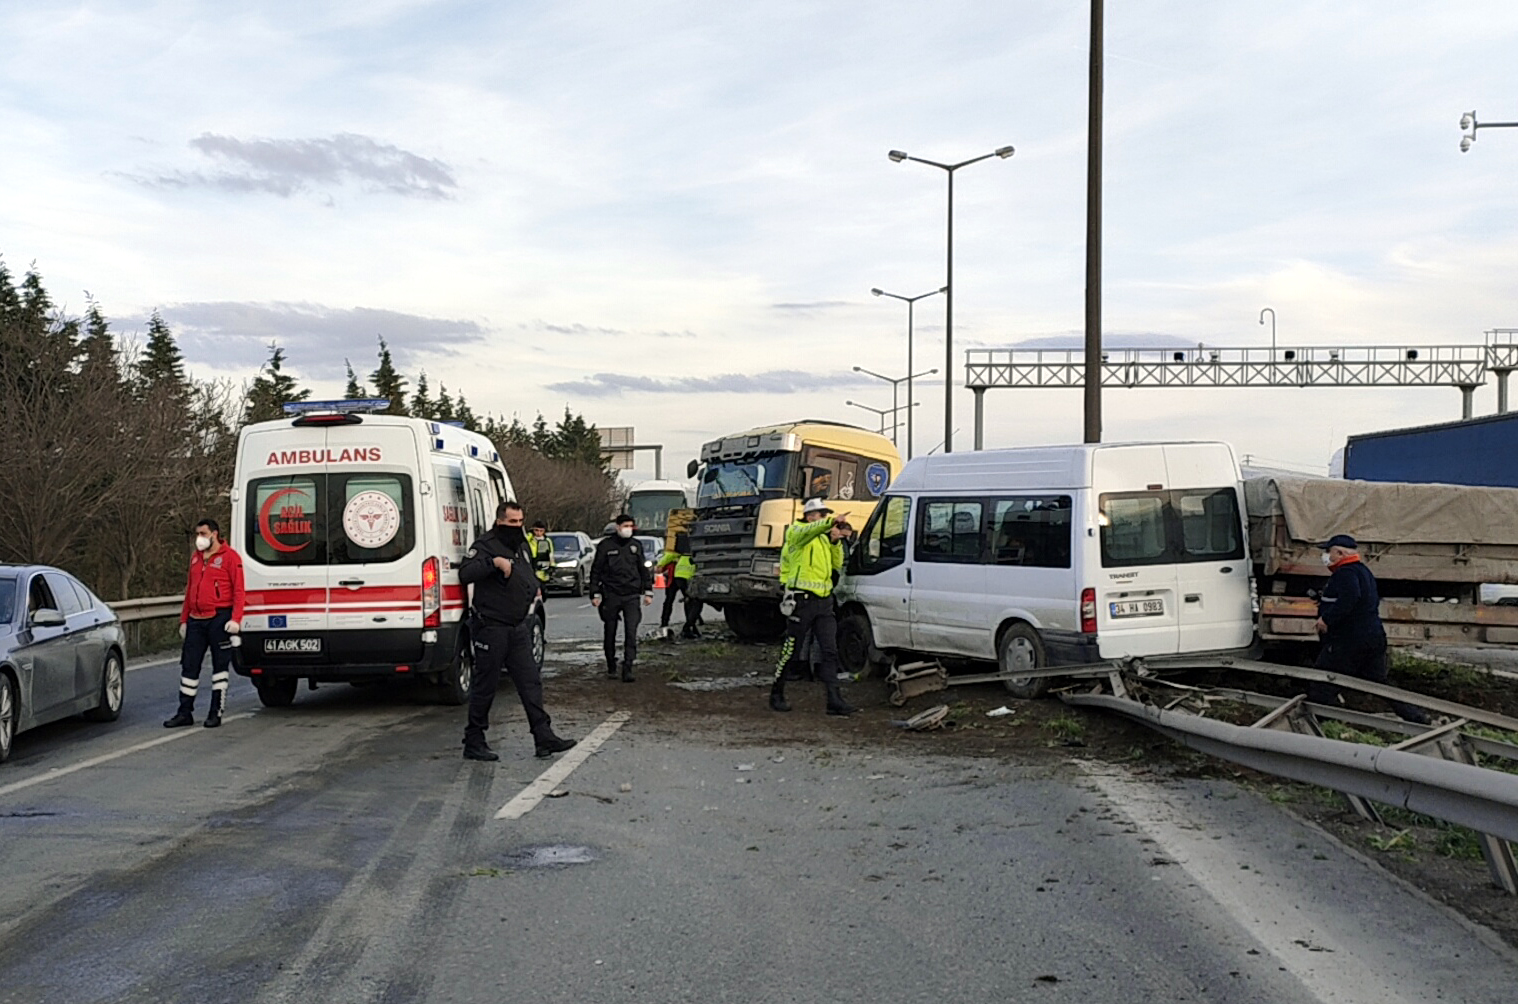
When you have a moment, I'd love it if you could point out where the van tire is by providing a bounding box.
[998,623,1049,699]
[725,603,786,642]
[838,612,885,678]
[255,677,299,708]
[436,644,472,706]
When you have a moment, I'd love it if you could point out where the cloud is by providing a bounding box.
[133,133,457,200]
[547,369,871,398]
[141,301,486,376]
[1000,331,1210,350]
[771,301,852,311]
[521,320,696,339]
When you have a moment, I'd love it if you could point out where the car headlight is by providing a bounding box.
[554,560,577,567]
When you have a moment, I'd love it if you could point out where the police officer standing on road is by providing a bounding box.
[1312,533,1431,724]
[165,518,244,729]
[457,501,577,762]
[770,498,856,716]
[591,514,653,682]
[528,521,554,586]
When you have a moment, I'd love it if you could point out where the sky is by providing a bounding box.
[5,1,1518,482]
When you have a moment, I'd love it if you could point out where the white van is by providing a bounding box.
[229,402,537,707]
[835,442,1255,696]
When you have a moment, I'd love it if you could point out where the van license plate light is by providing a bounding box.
[1110,599,1163,619]
[265,637,322,654]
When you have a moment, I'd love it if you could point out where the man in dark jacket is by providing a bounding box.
[591,514,653,682]
[1310,533,1430,724]
[457,501,576,761]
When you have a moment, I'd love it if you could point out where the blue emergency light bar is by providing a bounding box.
[282,399,391,416]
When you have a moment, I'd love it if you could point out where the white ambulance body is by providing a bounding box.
[229,404,529,707]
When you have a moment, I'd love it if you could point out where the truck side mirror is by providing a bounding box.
[686,459,699,479]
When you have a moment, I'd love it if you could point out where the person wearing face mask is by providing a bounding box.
[1310,534,1430,724]
[590,514,653,681]
[457,500,576,762]
[165,518,244,729]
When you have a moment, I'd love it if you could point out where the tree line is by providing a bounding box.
[0,257,619,601]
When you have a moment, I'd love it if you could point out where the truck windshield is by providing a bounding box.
[626,491,687,532]
[696,453,797,508]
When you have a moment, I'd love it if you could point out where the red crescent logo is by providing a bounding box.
[258,487,312,554]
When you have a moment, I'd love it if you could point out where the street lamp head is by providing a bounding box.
[851,366,862,373]
[845,400,855,407]
[995,145,1015,159]
[1461,135,1474,153]
[928,368,940,375]
[1461,112,1474,131]
[888,150,908,163]
[870,288,883,296]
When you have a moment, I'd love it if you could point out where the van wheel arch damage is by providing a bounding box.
[837,606,889,678]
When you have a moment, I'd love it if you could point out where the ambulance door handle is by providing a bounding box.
[338,579,365,589]
[1219,567,1233,574]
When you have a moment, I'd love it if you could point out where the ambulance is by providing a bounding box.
[229,401,536,707]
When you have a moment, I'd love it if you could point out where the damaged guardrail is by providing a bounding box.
[1059,657,1518,895]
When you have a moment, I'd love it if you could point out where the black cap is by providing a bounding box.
[1319,534,1358,550]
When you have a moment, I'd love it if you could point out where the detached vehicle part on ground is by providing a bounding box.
[228,402,543,708]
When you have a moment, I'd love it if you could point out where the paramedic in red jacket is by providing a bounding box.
[165,518,245,729]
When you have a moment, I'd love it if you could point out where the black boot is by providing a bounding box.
[535,736,577,758]
[606,657,618,679]
[769,682,790,713]
[204,691,225,729]
[463,743,499,762]
[163,711,194,728]
[825,685,857,717]
[621,664,636,683]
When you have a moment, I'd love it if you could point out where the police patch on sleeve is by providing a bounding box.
[465,548,478,559]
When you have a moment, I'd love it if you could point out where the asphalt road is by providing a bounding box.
[1,637,1515,1002]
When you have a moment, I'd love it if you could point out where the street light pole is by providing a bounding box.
[869,286,945,460]
[1083,0,1104,444]
[845,399,917,439]
[888,145,1014,454]
[1259,307,1276,359]
[853,364,937,453]
[1461,110,1518,152]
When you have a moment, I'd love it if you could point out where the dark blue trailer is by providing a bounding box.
[1344,412,1518,488]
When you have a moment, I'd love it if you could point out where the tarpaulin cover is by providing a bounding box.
[1244,476,1518,547]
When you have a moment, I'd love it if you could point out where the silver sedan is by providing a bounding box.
[0,565,126,763]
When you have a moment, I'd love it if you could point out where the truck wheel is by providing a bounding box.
[436,643,472,706]
[83,650,124,722]
[724,603,785,642]
[255,676,299,708]
[838,612,884,678]
[999,623,1049,699]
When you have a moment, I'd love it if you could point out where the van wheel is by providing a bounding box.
[255,677,299,708]
[999,624,1049,699]
[838,612,884,678]
[84,650,124,722]
[437,644,472,706]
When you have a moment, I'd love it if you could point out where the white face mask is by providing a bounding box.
[195,535,213,552]
[1321,551,1333,567]
[617,526,634,539]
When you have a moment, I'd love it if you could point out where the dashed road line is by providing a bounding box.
[0,713,255,798]
[494,711,631,820]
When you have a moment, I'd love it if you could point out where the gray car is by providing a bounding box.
[545,532,595,596]
[0,565,126,763]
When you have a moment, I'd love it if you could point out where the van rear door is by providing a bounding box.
[1165,445,1253,653]
[242,428,333,661]
[1093,447,1180,657]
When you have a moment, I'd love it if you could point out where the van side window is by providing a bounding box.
[854,496,910,574]
[915,499,984,563]
[990,496,1072,568]
[1176,489,1245,562]
[466,476,490,540]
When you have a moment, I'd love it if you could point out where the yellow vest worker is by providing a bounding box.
[770,498,857,717]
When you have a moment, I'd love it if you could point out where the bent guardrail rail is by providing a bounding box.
[110,595,183,623]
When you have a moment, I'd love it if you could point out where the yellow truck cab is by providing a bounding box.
[684,421,901,639]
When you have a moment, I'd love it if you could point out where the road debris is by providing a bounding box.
[986,706,1015,717]
[889,705,949,731]
[619,782,633,793]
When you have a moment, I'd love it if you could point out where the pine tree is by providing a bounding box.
[547,408,609,469]
[530,413,552,452]
[453,394,478,431]
[369,336,408,415]
[411,371,434,419]
[137,311,187,396]
[343,359,368,399]
[434,383,457,422]
[79,296,122,388]
[245,343,310,424]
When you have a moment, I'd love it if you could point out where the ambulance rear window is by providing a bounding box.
[248,473,415,565]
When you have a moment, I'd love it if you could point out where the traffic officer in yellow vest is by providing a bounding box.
[528,521,553,586]
[771,498,856,716]
[656,532,702,637]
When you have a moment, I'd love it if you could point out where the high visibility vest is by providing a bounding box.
[779,517,842,597]
[528,535,553,582]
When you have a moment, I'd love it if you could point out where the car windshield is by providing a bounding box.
[549,533,581,555]
[0,576,14,624]
[696,452,797,508]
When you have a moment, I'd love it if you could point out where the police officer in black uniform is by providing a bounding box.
[591,513,653,682]
[457,500,577,761]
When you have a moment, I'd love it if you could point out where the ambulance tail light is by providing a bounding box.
[1080,588,1098,634]
[422,557,441,627]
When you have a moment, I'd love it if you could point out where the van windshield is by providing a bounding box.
[696,453,796,508]
[247,473,417,566]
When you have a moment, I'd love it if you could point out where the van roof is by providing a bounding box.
[890,441,1236,493]
[240,414,503,465]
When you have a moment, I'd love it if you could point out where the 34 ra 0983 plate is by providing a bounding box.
[265,637,322,654]
[1110,598,1164,619]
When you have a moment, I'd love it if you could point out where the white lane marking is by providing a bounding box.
[126,657,180,674]
[495,711,631,820]
[0,713,254,798]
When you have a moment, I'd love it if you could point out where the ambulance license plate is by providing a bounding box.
[1110,599,1164,619]
[265,637,322,654]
